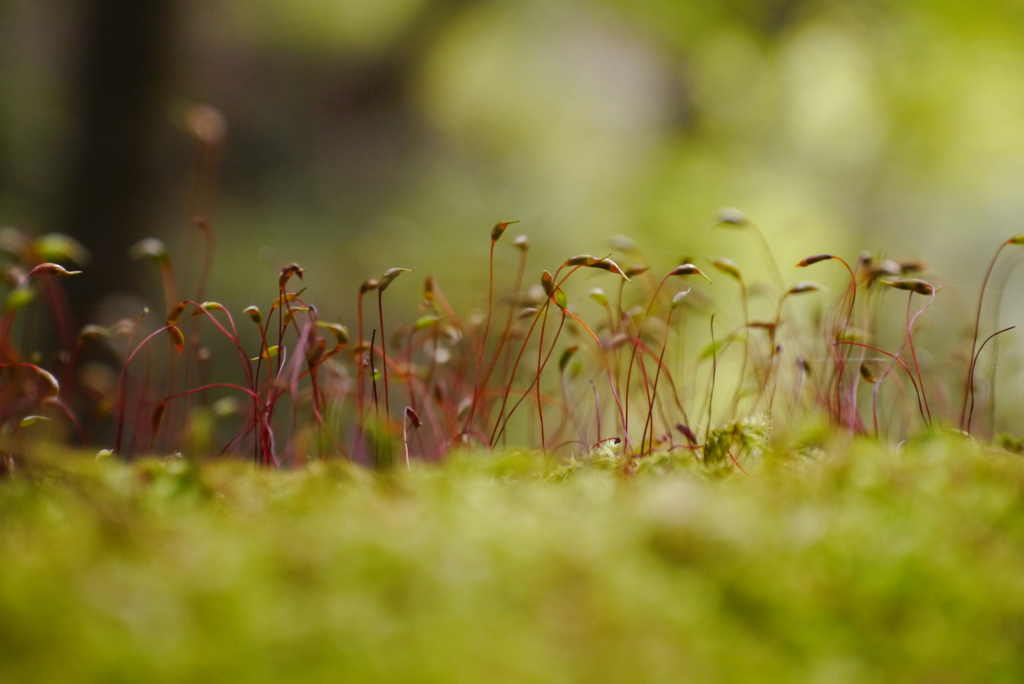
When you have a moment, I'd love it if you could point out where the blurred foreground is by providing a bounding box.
[2,436,1024,682]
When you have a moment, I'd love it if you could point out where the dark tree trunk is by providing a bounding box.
[59,0,177,327]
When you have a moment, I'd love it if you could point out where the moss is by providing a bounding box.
[2,437,1024,681]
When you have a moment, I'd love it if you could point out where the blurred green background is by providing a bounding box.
[4,0,1024,400]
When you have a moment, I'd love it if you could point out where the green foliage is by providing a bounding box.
[3,437,1024,681]
[702,416,769,469]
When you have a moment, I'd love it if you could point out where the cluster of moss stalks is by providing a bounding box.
[4,214,1024,680]
[8,214,1024,467]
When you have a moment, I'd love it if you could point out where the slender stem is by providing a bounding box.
[369,329,379,416]
[356,290,366,424]
[489,302,548,445]
[985,252,1024,430]
[378,291,391,418]
[623,273,671,436]
[476,248,528,434]
[729,280,749,418]
[403,416,411,470]
[464,241,496,434]
[493,313,565,446]
[487,264,580,446]
[702,316,717,463]
[967,326,1016,435]
[833,257,857,429]
[560,307,632,454]
[904,291,932,422]
[641,303,678,454]
[838,341,929,428]
[115,321,177,456]
[748,221,786,297]
[961,241,1008,431]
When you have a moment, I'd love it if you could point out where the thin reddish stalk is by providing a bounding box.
[463,240,496,435]
[377,291,391,418]
[838,340,929,427]
[641,302,680,454]
[492,310,564,445]
[966,326,1016,435]
[960,239,1023,432]
[114,322,178,456]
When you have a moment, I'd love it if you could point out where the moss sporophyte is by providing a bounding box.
[2,216,1023,469]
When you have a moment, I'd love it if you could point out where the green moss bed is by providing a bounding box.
[2,437,1024,682]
